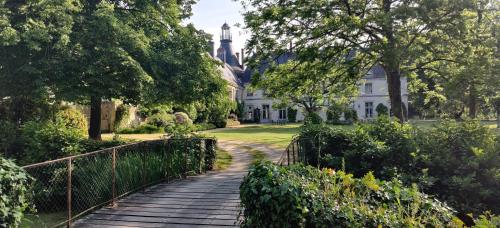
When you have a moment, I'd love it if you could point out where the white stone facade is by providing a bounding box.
[240,76,409,122]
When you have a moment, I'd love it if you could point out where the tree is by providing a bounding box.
[409,0,499,119]
[252,59,358,116]
[242,0,472,122]
[56,0,195,140]
[0,0,80,124]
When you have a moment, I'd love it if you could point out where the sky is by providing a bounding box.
[186,0,249,53]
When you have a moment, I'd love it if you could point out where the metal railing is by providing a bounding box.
[21,137,216,228]
[278,137,323,166]
[279,137,303,165]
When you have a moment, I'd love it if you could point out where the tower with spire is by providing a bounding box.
[216,23,243,70]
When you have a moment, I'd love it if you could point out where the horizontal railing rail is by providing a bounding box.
[22,137,217,228]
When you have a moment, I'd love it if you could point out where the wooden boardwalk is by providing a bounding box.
[74,141,279,228]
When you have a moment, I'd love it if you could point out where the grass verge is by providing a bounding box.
[214,147,232,170]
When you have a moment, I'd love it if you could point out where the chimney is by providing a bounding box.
[241,48,245,68]
[236,52,240,64]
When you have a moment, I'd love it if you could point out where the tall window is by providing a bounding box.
[365,83,373,94]
[279,109,287,120]
[365,102,373,118]
[262,105,270,120]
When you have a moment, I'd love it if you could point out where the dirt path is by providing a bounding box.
[73,140,281,228]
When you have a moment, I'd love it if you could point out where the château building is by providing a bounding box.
[211,23,409,122]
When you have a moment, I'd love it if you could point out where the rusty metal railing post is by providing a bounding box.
[287,147,290,165]
[292,143,296,164]
[142,142,146,190]
[112,148,117,207]
[67,158,72,228]
[183,140,188,177]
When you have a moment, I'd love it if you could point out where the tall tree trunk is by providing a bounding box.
[89,96,102,140]
[381,0,404,122]
[468,82,477,118]
[386,69,404,122]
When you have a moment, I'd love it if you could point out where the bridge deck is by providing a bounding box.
[74,141,280,228]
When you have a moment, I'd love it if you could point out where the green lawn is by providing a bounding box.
[203,124,302,149]
[102,120,498,149]
[214,147,233,170]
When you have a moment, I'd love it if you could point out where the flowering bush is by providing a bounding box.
[240,162,459,227]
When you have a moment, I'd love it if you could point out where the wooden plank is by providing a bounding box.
[79,213,238,226]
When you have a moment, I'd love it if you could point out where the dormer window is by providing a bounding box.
[247,91,253,97]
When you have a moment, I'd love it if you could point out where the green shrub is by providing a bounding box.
[113,104,130,131]
[147,113,174,128]
[204,138,217,170]
[240,162,459,227]
[18,121,85,165]
[344,108,358,122]
[117,124,164,134]
[287,108,297,123]
[0,120,16,156]
[0,157,32,227]
[296,118,500,217]
[415,120,500,215]
[174,112,193,125]
[304,112,323,125]
[375,103,389,116]
[55,107,88,135]
[326,103,343,123]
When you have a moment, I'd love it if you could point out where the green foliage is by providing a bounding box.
[55,107,88,135]
[297,118,500,216]
[415,120,500,215]
[375,103,389,116]
[235,101,245,120]
[240,162,458,227]
[0,120,16,156]
[304,112,323,125]
[326,104,343,123]
[287,108,297,123]
[251,60,359,115]
[147,113,174,128]
[343,108,358,123]
[113,104,131,131]
[18,121,85,165]
[0,157,32,228]
[242,0,476,121]
[204,138,217,171]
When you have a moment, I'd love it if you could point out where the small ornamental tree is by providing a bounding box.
[375,103,389,116]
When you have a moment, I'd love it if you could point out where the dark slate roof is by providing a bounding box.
[216,40,242,69]
[212,56,243,87]
[241,52,295,84]
[365,64,386,79]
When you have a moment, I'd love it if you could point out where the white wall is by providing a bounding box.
[241,77,409,122]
